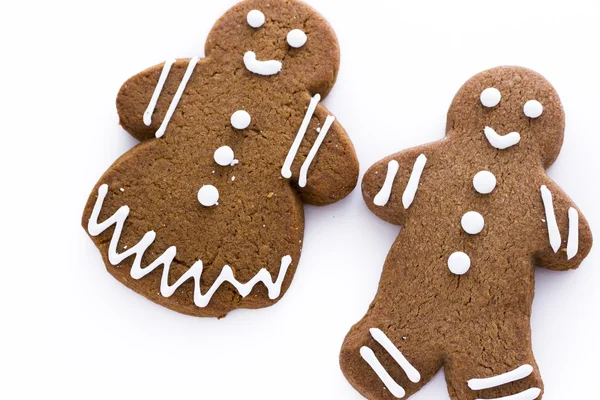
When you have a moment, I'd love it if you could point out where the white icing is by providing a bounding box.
[524,100,543,119]
[567,207,579,260]
[448,251,471,275]
[198,185,219,207]
[243,51,282,76]
[468,364,534,391]
[287,29,307,48]
[369,328,421,383]
[231,110,251,130]
[540,185,561,253]
[402,154,427,209]
[475,388,541,400]
[473,170,496,194]
[214,146,235,166]
[359,347,406,399]
[88,184,292,308]
[373,160,399,207]
[298,115,335,188]
[461,211,484,235]
[483,126,521,150]
[281,94,321,179]
[247,10,265,28]
[155,56,200,138]
[480,88,501,108]
[143,58,175,126]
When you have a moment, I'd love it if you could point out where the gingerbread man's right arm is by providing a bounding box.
[116,59,197,141]
[362,143,439,226]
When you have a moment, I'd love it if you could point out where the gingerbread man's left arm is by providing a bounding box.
[534,177,593,270]
[287,102,359,206]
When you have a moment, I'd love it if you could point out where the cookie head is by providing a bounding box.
[446,67,565,168]
[205,0,340,96]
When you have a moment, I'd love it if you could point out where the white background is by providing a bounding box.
[1,0,599,399]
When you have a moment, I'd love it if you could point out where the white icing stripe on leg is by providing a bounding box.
[369,328,421,383]
[281,94,321,179]
[540,185,561,253]
[88,184,292,308]
[475,387,541,400]
[468,364,534,390]
[155,56,200,138]
[359,347,406,399]
[567,207,579,260]
[373,160,399,207]
[298,115,335,188]
[402,154,427,209]
[143,58,175,126]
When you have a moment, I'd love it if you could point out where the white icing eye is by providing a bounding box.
[287,29,307,48]
[480,87,501,108]
[524,100,543,118]
[231,110,251,130]
[198,185,219,207]
[247,10,265,28]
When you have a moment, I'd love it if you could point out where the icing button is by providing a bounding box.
[448,251,471,275]
[231,110,251,130]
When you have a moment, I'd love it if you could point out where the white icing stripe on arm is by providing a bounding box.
[483,126,521,150]
[373,160,399,206]
[298,115,335,188]
[281,94,321,179]
[143,59,175,126]
[475,388,541,400]
[540,185,561,253]
[369,328,421,383]
[155,56,200,138]
[468,364,533,390]
[88,184,291,308]
[402,154,427,209]
[359,347,406,399]
[567,207,579,260]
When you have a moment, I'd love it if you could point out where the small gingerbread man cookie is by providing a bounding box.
[82,0,359,318]
[340,67,592,399]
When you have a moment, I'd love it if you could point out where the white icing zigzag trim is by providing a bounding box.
[88,184,292,308]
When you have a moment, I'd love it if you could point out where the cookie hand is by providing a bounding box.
[362,144,437,225]
[283,101,359,206]
[534,178,593,270]
[116,58,201,141]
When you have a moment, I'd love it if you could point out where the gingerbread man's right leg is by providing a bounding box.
[340,305,445,399]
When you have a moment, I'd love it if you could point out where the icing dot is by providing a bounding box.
[461,211,484,235]
[231,110,251,129]
[214,146,235,166]
[247,10,265,28]
[287,29,307,48]
[448,252,471,275]
[198,185,219,207]
[524,100,543,118]
[473,171,497,194]
[480,88,501,108]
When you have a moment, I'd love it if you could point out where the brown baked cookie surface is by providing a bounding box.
[82,0,358,318]
[340,67,592,399]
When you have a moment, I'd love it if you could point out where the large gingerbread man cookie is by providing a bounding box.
[340,67,592,399]
[82,0,358,318]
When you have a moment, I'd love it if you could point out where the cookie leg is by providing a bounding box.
[340,315,444,399]
[444,319,544,400]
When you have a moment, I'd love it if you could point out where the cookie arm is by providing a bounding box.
[116,59,193,141]
[290,104,359,206]
[534,179,593,270]
[362,145,433,226]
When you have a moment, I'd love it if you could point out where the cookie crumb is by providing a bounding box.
[232,176,236,181]
[120,188,125,192]
[267,192,275,198]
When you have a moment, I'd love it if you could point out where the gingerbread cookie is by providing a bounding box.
[340,67,592,399]
[82,0,358,318]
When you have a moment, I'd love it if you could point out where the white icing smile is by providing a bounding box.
[243,51,282,76]
[483,126,521,150]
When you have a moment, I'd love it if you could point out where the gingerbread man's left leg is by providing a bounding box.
[444,313,543,400]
